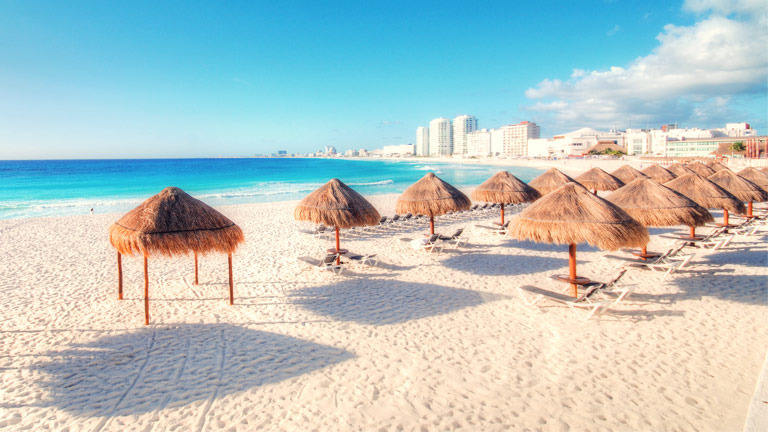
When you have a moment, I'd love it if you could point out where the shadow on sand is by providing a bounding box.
[291,279,503,325]
[27,324,353,417]
[441,252,563,276]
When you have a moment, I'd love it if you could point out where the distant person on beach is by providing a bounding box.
[90,208,94,215]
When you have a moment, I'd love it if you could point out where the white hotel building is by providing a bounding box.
[415,126,429,156]
[452,115,478,155]
[429,117,453,156]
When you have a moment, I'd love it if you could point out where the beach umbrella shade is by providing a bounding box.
[109,187,245,325]
[708,170,768,218]
[687,162,717,177]
[528,168,580,195]
[611,165,649,185]
[641,164,676,183]
[575,167,624,194]
[607,178,713,259]
[396,172,471,234]
[664,174,745,237]
[706,161,731,172]
[666,164,695,177]
[295,178,381,264]
[471,171,541,225]
[736,167,768,190]
[508,182,648,297]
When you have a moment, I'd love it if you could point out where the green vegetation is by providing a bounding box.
[730,142,745,152]
[589,148,626,156]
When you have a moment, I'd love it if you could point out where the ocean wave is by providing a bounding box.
[347,180,394,186]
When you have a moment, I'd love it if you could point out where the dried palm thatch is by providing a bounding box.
[760,167,768,174]
[294,178,381,228]
[575,167,624,192]
[471,171,541,204]
[706,161,730,172]
[687,162,716,177]
[528,168,580,195]
[664,174,746,213]
[708,169,768,202]
[641,164,676,183]
[396,172,471,217]
[606,178,713,227]
[736,167,768,189]
[611,165,648,184]
[666,164,695,177]
[508,182,648,251]
[110,187,244,257]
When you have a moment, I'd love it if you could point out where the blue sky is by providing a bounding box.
[0,0,765,158]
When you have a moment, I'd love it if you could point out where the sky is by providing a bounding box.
[0,0,766,159]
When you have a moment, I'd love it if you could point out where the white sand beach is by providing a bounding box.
[1,176,767,431]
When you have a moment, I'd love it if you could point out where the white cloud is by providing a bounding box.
[525,1,768,131]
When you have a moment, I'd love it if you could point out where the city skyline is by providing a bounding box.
[1,0,766,159]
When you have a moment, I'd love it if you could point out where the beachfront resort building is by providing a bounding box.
[492,121,540,156]
[528,127,624,158]
[452,115,478,155]
[466,129,492,156]
[429,117,452,156]
[415,126,429,156]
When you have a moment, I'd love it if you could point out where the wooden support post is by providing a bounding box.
[569,243,577,297]
[143,255,149,325]
[117,252,123,300]
[690,226,696,238]
[335,226,341,265]
[194,252,199,285]
[500,203,505,225]
[748,201,753,217]
[641,245,648,261]
[723,209,729,226]
[429,216,435,235]
[593,188,597,195]
[228,253,234,306]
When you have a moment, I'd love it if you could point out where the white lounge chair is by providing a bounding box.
[347,252,379,268]
[517,284,616,320]
[298,253,343,275]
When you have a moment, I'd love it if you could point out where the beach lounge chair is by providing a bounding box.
[438,228,467,248]
[517,284,612,320]
[347,253,379,268]
[298,253,344,275]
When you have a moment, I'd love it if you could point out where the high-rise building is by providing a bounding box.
[496,121,540,156]
[429,117,452,156]
[416,126,430,156]
[467,129,492,156]
[452,115,478,155]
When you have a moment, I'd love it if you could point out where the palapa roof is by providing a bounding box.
[641,164,676,183]
[736,167,768,189]
[507,182,648,251]
[611,165,648,184]
[396,172,471,216]
[708,170,768,202]
[471,171,541,204]
[528,168,580,195]
[760,167,768,174]
[666,164,695,177]
[607,178,713,227]
[687,162,716,177]
[294,178,381,228]
[575,167,624,191]
[109,187,244,257]
[664,174,746,213]
[706,161,730,172]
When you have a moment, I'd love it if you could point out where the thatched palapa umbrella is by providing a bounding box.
[471,171,541,225]
[109,187,245,325]
[687,162,716,177]
[708,170,768,219]
[642,164,676,183]
[508,182,648,297]
[611,165,648,184]
[760,167,768,174]
[736,167,768,189]
[575,167,624,194]
[666,164,695,177]
[295,179,381,264]
[607,178,713,259]
[664,174,745,237]
[397,172,471,234]
[706,161,730,172]
[528,168,580,195]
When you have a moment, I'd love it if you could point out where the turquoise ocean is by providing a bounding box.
[0,158,544,220]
